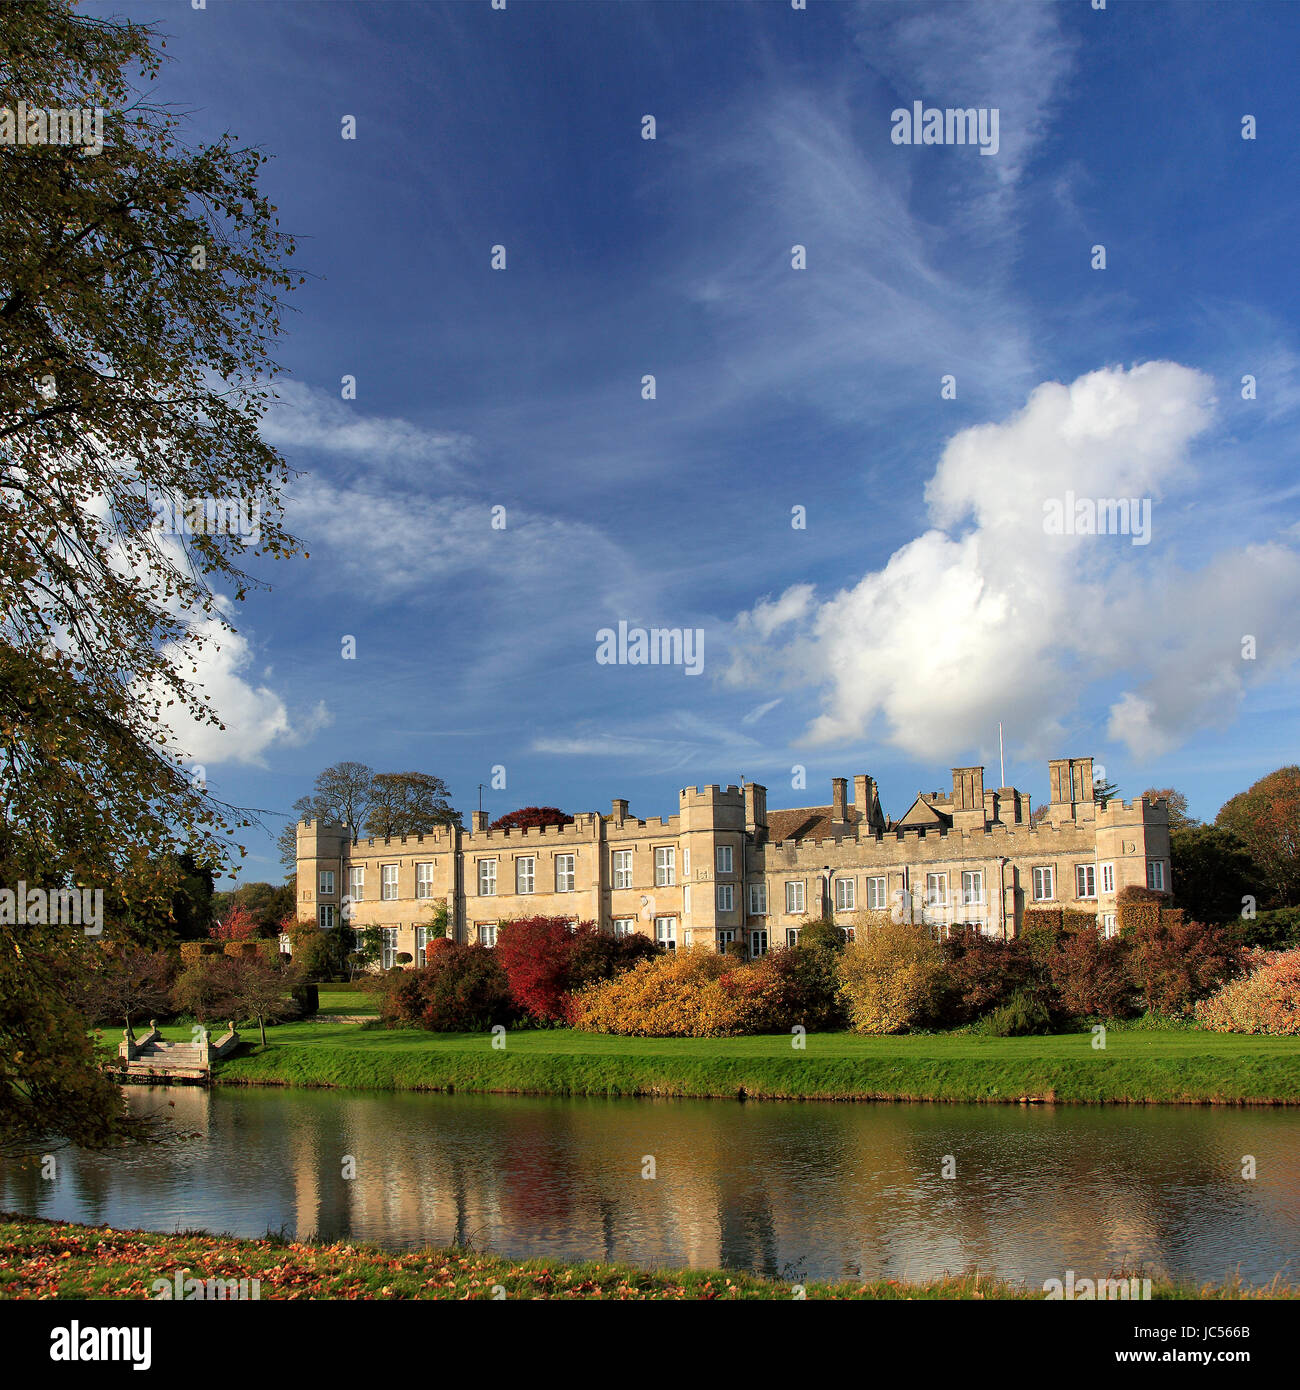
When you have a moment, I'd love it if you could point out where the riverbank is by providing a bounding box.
[1,1214,1290,1299]
[202,1025,1300,1104]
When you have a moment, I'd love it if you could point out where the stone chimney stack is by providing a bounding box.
[743,782,767,834]
[471,810,488,832]
[831,777,848,829]
[611,798,629,824]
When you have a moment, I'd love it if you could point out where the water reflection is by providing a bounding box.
[2,1087,1296,1286]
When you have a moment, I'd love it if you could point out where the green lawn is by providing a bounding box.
[199,1023,1300,1104]
[312,983,378,1015]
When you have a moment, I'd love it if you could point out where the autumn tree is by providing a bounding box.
[365,771,459,837]
[279,763,460,868]
[209,903,261,941]
[1217,767,1300,907]
[1143,787,1195,830]
[490,806,573,832]
[0,3,301,1143]
[209,880,293,934]
[0,917,124,1148]
[84,947,175,1033]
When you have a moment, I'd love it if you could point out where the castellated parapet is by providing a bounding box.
[294,758,1170,964]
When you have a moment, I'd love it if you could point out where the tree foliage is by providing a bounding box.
[0,1,301,1145]
[489,806,572,832]
[1169,824,1254,925]
[1217,766,1300,908]
[279,762,460,868]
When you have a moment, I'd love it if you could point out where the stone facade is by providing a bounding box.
[295,756,1171,966]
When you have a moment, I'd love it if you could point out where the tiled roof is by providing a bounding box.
[766,805,862,843]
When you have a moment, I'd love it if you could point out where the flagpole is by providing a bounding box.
[998,722,1005,788]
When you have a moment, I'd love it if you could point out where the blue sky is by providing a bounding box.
[92,0,1300,881]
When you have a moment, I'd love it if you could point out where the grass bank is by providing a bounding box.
[0,1214,1288,1300]
[206,1026,1300,1104]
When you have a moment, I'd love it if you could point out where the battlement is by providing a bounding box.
[297,818,349,835]
[463,812,597,846]
[679,784,744,804]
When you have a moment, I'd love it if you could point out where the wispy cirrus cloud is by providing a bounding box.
[260,379,472,476]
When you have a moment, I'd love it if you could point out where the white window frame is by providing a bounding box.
[654,916,676,951]
[682,848,691,878]
[748,882,767,916]
[415,862,434,898]
[834,877,856,912]
[717,928,736,951]
[348,866,364,902]
[318,904,336,929]
[1102,913,1118,938]
[381,926,398,970]
[748,929,768,958]
[1147,859,1166,891]
[415,924,428,960]
[785,927,799,948]
[1100,861,1115,895]
[516,856,535,894]
[381,864,399,901]
[319,869,335,896]
[716,845,733,874]
[556,853,576,893]
[1075,863,1097,899]
[478,922,497,948]
[654,846,676,887]
[961,870,984,906]
[716,883,734,912]
[840,926,856,944]
[478,859,497,896]
[785,880,805,914]
[1033,866,1055,902]
[612,918,635,938]
[683,883,692,915]
[866,876,887,911]
[612,849,633,890]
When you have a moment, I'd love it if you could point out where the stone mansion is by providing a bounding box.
[294,755,1172,968]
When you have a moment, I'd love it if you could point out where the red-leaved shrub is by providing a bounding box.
[1127,917,1239,1015]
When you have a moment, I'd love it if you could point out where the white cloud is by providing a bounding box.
[260,380,471,475]
[725,362,1300,764]
[153,605,331,767]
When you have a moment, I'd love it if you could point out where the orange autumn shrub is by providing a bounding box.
[838,919,946,1034]
[1195,948,1300,1035]
[568,947,746,1037]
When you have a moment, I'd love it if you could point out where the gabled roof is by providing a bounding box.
[895,796,952,829]
[766,805,861,844]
